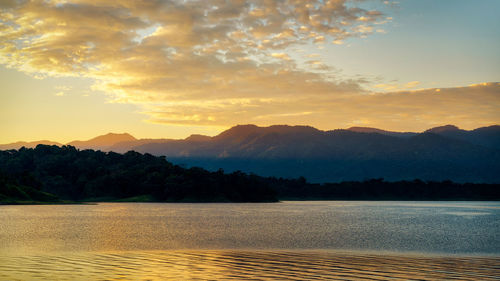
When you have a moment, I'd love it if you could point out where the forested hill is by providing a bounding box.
[0,145,278,203]
[2,124,499,183]
[0,145,498,204]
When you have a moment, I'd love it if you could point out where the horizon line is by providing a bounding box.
[2,123,499,145]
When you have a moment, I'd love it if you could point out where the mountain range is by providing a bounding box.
[2,124,499,183]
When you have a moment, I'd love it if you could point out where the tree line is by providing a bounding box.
[0,145,498,203]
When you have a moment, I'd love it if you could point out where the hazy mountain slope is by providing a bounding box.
[345,124,500,149]
[133,125,331,158]
[425,125,500,149]
[347,127,417,138]
[107,139,174,153]
[0,140,63,150]
[67,133,137,150]
[132,125,500,183]
[1,124,499,183]
[106,134,213,153]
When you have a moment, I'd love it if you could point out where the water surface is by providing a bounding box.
[1,201,499,280]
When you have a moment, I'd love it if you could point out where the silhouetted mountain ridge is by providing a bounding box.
[425,124,461,133]
[129,125,499,183]
[1,124,499,183]
[347,127,417,138]
[0,140,63,150]
[67,133,136,150]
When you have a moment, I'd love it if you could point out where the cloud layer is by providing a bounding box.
[1,0,498,131]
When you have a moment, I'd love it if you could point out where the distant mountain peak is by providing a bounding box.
[214,124,321,141]
[345,126,418,138]
[85,132,136,143]
[425,125,460,133]
[214,124,260,139]
[106,132,135,138]
[67,132,137,148]
[347,127,387,133]
[185,134,211,142]
[473,125,500,132]
[266,124,320,133]
[0,140,63,150]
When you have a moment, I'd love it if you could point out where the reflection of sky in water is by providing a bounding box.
[1,250,498,281]
[444,212,491,217]
[0,201,499,256]
[389,201,500,210]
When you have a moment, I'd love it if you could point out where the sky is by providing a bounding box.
[0,0,499,143]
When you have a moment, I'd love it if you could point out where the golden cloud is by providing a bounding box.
[1,0,376,100]
[140,83,500,133]
[0,0,498,131]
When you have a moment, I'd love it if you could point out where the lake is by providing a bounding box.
[1,201,499,280]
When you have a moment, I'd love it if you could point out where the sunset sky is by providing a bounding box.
[1,0,499,143]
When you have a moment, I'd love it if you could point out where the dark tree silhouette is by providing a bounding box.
[0,145,498,204]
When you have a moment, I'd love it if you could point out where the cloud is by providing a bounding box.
[405,81,421,88]
[1,0,381,101]
[55,85,72,91]
[0,1,498,132]
[270,53,291,60]
[374,81,421,91]
[305,60,331,71]
[313,35,325,44]
[143,83,500,132]
[305,53,321,58]
[353,82,500,131]
[54,91,65,96]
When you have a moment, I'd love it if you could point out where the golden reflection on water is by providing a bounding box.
[0,251,499,281]
[1,202,500,280]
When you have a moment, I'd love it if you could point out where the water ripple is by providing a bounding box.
[0,251,499,281]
